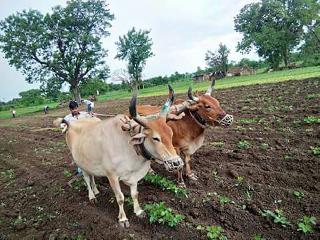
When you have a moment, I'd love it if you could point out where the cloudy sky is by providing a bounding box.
[0,0,258,101]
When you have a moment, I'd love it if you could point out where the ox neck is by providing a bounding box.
[188,110,207,129]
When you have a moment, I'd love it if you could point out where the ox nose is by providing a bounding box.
[220,114,233,126]
[164,157,184,172]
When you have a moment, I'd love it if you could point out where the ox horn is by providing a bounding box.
[205,78,216,96]
[129,93,149,128]
[187,87,199,102]
[160,85,175,117]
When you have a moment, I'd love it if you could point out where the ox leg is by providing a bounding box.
[185,154,198,181]
[129,183,144,217]
[82,171,96,202]
[177,169,186,187]
[108,176,129,228]
[90,175,99,195]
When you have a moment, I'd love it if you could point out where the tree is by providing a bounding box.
[115,27,154,89]
[19,89,45,105]
[0,0,114,103]
[235,0,319,70]
[79,78,108,97]
[205,43,230,73]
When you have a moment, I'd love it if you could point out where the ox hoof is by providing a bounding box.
[148,167,155,174]
[178,182,186,188]
[119,220,130,228]
[187,173,198,181]
[90,198,98,204]
[136,210,146,218]
[93,189,100,195]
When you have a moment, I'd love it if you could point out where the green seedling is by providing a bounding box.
[124,197,133,207]
[283,154,293,161]
[1,169,15,181]
[310,146,320,156]
[237,140,251,150]
[212,170,220,181]
[260,143,269,150]
[144,202,184,228]
[239,118,258,124]
[234,176,244,187]
[252,234,265,240]
[297,216,317,234]
[144,173,188,197]
[202,192,215,203]
[206,225,227,240]
[235,126,246,131]
[293,191,304,199]
[12,215,26,226]
[71,178,86,190]
[219,195,232,205]
[211,141,225,147]
[261,209,290,227]
[304,116,320,124]
[63,170,73,177]
[305,93,320,99]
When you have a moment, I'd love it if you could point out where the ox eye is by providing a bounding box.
[152,137,160,142]
[204,105,211,109]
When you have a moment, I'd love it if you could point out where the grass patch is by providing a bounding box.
[0,102,59,119]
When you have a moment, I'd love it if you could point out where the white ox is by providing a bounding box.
[54,91,184,227]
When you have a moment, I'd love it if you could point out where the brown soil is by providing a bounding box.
[0,78,319,240]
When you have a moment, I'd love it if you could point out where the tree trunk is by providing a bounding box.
[71,85,81,103]
[283,49,289,68]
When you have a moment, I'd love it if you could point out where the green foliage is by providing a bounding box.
[19,89,45,106]
[293,191,304,199]
[0,0,114,101]
[234,0,319,69]
[261,209,291,227]
[260,143,269,151]
[205,43,230,72]
[144,173,188,197]
[212,170,220,181]
[305,93,320,100]
[63,170,73,178]
[80,78,108,97]
[297,216,317,234]
[252,234,265,240]
[206,225,228,240]
[304,116,320,124]
[115,27,154,89]
[237,140,251,150]
[234,176,244,187]
[218,195,232,205]
[1,169,15,181]
[211,141,225,147]
[239,118,258,124]
[311,146,320,156]
[144,202,184,228]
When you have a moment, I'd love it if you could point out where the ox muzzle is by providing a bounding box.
[162,156,184,172]
[219,114,233,126]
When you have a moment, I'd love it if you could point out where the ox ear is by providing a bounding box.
[187,104,200,111]
[129,133,146,145]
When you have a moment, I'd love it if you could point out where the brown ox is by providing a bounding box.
[54,89,183,227]
[136,80,233,185]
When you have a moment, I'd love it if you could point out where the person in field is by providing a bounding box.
[81,99,94,115]
[62,100,94,186]
[12,108,16,118]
